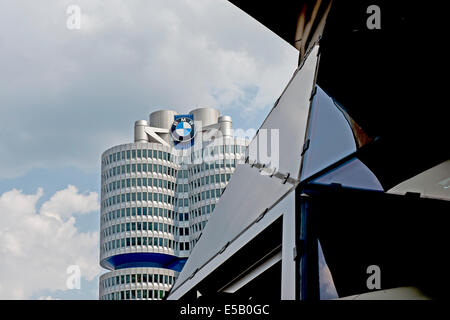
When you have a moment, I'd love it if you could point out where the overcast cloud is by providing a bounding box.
[0,0,298,179]
[0,186,99,299]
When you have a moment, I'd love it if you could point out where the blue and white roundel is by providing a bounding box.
[171,115,195,143]
[175,121,192,137]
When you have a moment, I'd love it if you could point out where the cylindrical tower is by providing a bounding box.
[189,107,220,128]
[99,142,180,300]
[149,110,178,143]
[134,120,149,143]
[218,115,233,137]
[99,107,249,300]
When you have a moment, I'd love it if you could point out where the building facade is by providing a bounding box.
[99,108,248,300]
[167,1,450,301]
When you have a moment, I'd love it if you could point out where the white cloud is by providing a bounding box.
[40,185,99,220]
[0,0,298,179]
[0,186,100,299]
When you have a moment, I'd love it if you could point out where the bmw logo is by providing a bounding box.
[171,115,195,143]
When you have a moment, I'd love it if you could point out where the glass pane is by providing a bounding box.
[312,158,383,191]
[172,163,293,292]
[313,184,449,298]
[300,86,356,181]
[318,241,338,300]
[247,45,320,179]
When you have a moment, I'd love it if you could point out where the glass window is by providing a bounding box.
[301,86,357,181]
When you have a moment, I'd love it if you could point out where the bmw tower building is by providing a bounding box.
[99,108,248,300]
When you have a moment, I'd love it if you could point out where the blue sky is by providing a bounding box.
[0,0,338,300]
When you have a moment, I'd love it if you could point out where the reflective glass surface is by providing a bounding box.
[173,47,321,292]
[172,163,293,292]
[312,158,383,191]
[300,86,357,181]
[318,240,338,300]
[247,45,319,179]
